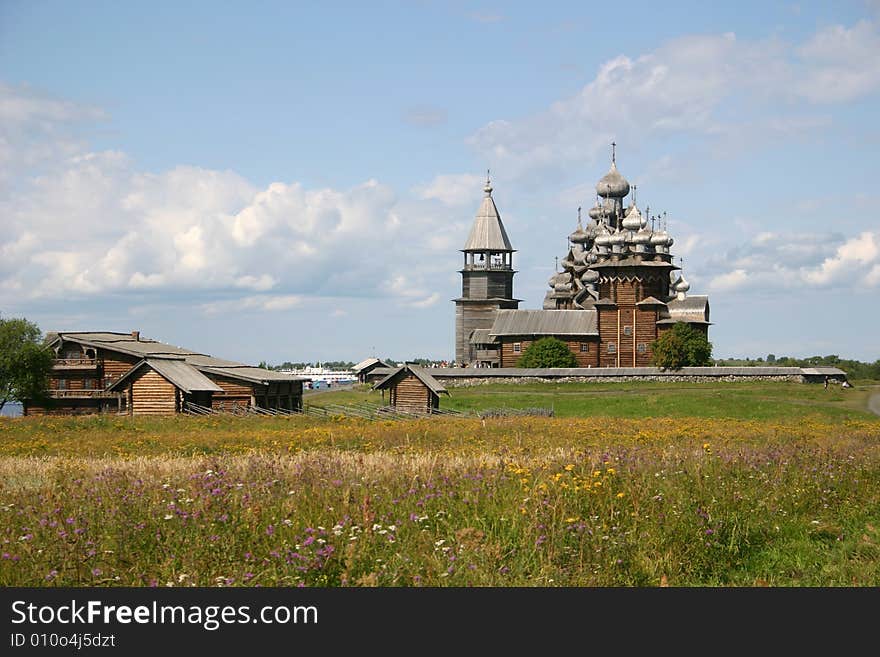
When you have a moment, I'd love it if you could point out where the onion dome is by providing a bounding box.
[596,161,630,198]
[609,230,626,245]
[588,204,604,220]
[674,275,690,293]
[633,227,653,244]
[581,269,600,284]
[569,225,589,243]
[595,231,612,247]
[650,230,669,246]
[621,205,643,231]
[586,251,598,263]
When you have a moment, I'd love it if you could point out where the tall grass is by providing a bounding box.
[2,412,879,587]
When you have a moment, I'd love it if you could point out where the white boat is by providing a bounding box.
[281,365,356,387]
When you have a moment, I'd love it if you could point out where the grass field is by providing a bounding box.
[1,380,879,587]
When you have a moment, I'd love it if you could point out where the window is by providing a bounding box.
[57,379,67,390]
[637,343,647,354]
[104,377,113,389]
[513,343,522,353]
[580,343,590,353]
[607,343,616,354]
[83,378,94,390]
[623,326,632,336]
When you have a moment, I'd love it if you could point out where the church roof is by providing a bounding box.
[462,178,514,252]
[489,309,598,336]
[658,295,710,324]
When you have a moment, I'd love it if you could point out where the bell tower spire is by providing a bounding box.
[453,174,520,367]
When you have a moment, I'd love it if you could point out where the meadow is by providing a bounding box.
[1,381,879,587]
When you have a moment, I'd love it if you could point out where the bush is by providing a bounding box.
[651,322,712,370]
[517,337,579,368]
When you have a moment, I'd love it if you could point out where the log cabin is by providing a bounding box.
[455,147,711,368]
[24,331,307,416]
[372,364,449,413]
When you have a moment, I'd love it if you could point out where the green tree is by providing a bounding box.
[517,337,578,368]
[0,316,54,413]
[650,322,713,370]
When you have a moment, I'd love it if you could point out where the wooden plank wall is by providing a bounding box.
[130,370,177,415]
[498,337,599,367]
[391,375,431,412]
[635,308,658,366]
[99,349,140,384]
[598,307,619,367]
[206,373,255,409]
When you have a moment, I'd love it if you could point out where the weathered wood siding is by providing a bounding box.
[130,369,177,415]
[206,373,255,409]
[99,349,140,384]
[635,308,658,366]
[389,374,433,412]
[498,336,599,368]
[598,306,619,367]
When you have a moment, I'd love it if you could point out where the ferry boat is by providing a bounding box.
[281,365,356,388]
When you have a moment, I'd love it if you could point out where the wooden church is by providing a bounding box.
[454,147,711,368]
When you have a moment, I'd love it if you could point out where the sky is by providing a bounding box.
[1,1,879,365]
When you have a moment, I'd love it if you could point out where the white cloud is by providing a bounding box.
[467,21,880,179]
[0,83,464,313]
[199,294,303,315]
[707,230,880,293]
[414,173,484,205]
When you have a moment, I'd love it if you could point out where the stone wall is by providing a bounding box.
[444,374,804,388]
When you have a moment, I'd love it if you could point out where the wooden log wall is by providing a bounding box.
[635,308,659,366]
[598,307,619,367]
[206,374,255,409]
[98,349,140,385]
[498,337,599,367]
[391,375,431,412]
[130,370,178,415]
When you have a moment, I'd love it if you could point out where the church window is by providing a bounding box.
[83,378,94,390]
[580,343,589,353]
[513,343,521,353]
[607,343,616,354]
[57,379,67,390]
[637,343,647,354]
[623,326,632,336]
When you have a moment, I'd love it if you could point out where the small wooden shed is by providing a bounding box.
[372,364,449,413]
[107,356,223,415]
[351,357,391,383]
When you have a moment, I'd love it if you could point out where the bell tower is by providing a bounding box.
[453,174,520,366]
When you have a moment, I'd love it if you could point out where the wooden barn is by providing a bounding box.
[351,357,391,383]
[24,331,307,416]
[372,364,449,413]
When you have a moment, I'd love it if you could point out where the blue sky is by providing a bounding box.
[1,1,878,364]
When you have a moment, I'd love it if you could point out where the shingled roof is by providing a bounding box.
[372,364,449,396]
[489,310,598,337]
[107,357,223,394]
[46,331,309,385]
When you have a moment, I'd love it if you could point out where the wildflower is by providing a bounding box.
[46,570,58,581]
[564,464,575,471]
[91,568,102,577]
[163,514,173,521]
[616,492,625,499]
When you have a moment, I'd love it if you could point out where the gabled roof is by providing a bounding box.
[352,357,390,373]
[636,296,667,307]
[469,329,498,345]
[372,364,449,396]
[462,184,514,252]
[107,358,223,394]
[48,331,309,385]
[489,310,598,337]
[659,295,710,324]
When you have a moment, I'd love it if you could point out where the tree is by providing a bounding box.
[0,316,54,413]
[650,322,712,370]
[517,337,578,368]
